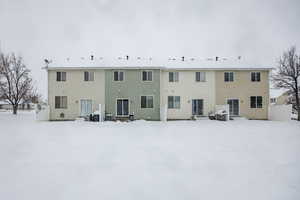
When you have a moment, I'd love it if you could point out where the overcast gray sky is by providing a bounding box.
[0,0,300,97]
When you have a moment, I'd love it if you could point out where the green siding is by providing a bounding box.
[105,69,161,120]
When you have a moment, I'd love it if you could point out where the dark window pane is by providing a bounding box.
[229,72,234,81]
[55,96,60,108]
[196,72,200,81]
[117,100,122,115]
[168,96,173,108]
[257,72,260,81]
[123,100,129,115]
[250,96,256,108]
[56,72,61,81]
[114,71,118,81]
[224,72,229,82]
[251,72,256,81]
[84,71,89,81]
[169,72,173,82]
[142,71,147,81]
[141,96,146,108]
[257,96,262,108]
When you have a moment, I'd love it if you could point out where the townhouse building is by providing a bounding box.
[46,58,271,121]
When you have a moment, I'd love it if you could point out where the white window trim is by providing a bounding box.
[141,70,153,82]
[113,71,125,82]
[115,98,130,117]
[140,95,154,109]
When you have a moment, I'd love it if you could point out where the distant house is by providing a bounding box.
[45,57,272,120]
[270,89,289,105]
[0,100,34,110]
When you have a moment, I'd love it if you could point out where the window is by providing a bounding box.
[84,71,94,81]
[114,71,124,81]
[196,72,206,82]
[224,72,234,82]
[55,96,67,109]
[141,96,154,108]
[270,98,276,103]
[192,99,204,115]
[168,96,180,109]
[251,72,261,82]
[169,72,179,82]
[56,72,66,81]
[142,71,153,81]
[250,96,263,108]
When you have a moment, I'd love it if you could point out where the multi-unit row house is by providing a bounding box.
[46,58,272,121]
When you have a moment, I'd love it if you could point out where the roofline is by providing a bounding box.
[45,66,273,71]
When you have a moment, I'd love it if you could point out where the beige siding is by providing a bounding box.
[215,70,269,119]
[48,70,105,120]
[161,70,216,119]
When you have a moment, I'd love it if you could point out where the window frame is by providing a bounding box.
[113,71,125,82]
[195,72,206,82]
[251,72,261,82]
[169,72,179,82]
[250,96,263,108]
[84,71,95,82]
[140,95,154,109]
[141,70,153,82]
[224,72,234,82]
[168,96,181,109]
[55,96,67,109]
[56,72,66,82]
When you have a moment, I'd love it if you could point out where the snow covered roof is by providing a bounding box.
[270,88,288,98]
[45,57,273,71]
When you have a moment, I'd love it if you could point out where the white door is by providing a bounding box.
[80,100,92,116]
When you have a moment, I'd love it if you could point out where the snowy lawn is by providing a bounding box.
[0,111,300,200]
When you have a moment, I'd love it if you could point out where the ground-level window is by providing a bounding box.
[55,96,67,109]
[192,99,204,115]
[251,72,261,82]
[224,72,234,82]
[169,72,179,82]
[84,71,94,81]
[142,71,153,81]
[141,96,154,108]
[195,72,206,82]
[168,96,180,109]
[114,71,124,81]
[56,72,66,81]
[250,96,263,108]
[270,98,276,103]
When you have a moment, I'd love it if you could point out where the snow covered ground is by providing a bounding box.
[0,111,300,200]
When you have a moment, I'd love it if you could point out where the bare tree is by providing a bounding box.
[272,46,300,121]
[0,52,35,114]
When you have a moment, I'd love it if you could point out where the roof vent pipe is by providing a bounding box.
[91,55,94,60]
[126,55,129,60]
[182,56,185,61]
[216,56,219,61]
